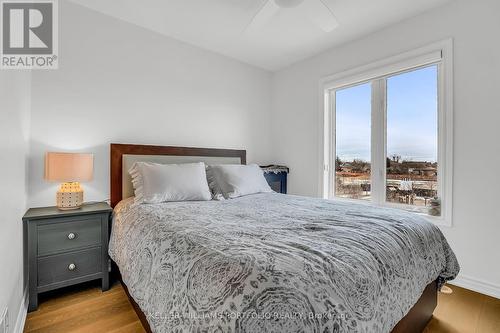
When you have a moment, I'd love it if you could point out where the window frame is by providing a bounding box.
[319,39,453,227]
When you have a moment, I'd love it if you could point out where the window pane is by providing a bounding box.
[386,65,439,215]
[335,82,371,200]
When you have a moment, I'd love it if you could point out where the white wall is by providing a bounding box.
[271,0,500,295]
[28,1,273,207]
[17,0,500,311]
[0,71,31,332]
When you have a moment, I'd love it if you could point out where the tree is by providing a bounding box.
[335,156,342,171]
[391,154,401,163]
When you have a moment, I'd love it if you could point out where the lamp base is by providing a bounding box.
[57,205,82,211]
[56,182,84,210]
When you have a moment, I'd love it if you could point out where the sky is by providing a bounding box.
[335,65,438,163]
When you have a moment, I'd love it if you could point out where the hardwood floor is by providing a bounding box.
[425,284,500,333]
[23,281,146,333]
[24,282,500,333]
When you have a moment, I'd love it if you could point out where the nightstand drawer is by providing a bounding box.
[38,217,101,256]
[37,247,102,287]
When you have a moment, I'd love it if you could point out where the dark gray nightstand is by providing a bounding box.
[260,165,289,194]
[23,202,112,312]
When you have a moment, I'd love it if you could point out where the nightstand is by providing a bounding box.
[23,202,112,312]
[261,165,289,194]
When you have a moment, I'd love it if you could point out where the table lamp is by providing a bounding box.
[45,152,94,210]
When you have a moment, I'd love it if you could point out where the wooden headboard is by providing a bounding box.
[110,143,247,207]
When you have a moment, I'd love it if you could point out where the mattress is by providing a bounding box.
[109,193,459,333]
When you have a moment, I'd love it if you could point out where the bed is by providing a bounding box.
[108,143,459,333]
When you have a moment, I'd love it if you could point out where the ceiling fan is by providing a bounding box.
[247,0,339,32]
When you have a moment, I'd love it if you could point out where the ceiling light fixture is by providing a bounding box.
[247,0,338,33]
[274,0,304,8]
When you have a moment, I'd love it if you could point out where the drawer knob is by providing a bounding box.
[68,263,76,271]
[67,232,76,240]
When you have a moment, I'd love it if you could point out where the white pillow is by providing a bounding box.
[129,162,212,204]
[207,164,272,199]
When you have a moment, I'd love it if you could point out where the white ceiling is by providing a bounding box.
[70,0,453,71]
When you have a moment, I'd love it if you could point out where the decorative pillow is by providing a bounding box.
[128,162,212,204]
[205,166,225,201]
[128,163,145,203]
[207,164,273,199]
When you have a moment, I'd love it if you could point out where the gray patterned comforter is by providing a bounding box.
[109,193,459,333]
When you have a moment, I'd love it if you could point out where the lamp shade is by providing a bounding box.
[45,152,94,182]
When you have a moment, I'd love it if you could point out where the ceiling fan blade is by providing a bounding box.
[246,0,280,32]
[303,0,339,32]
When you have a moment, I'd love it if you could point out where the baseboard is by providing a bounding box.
[13,288,28,333]
[449,274,500,299]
